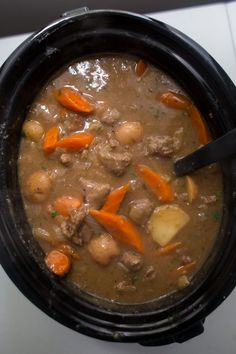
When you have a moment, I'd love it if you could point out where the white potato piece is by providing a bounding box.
[115,121,143,145]
[148,205,190,246]
[88,233,120,266]
[25,170,52,203]
[23,120,44,142]
[186,176,198,203]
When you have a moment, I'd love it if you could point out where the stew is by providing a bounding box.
[18,56,222,304]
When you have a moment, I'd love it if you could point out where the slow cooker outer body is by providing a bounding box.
[1,9,236,346]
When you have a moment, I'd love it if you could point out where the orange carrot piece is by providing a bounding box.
[56,243,80,260]
[189,105,209,145]
[56,87,94,113]
[89,209,144,254]
[54,196,81,217]
[160,91,209,145]
[101,184,129,213]
[136,164,174,203]
[175,261,197,275]
[43,126,60,155]
[135,59,148,77]
[45,250,71,276]
[160,91,191,110]
[155,241,182,256]
[56,133,94,151]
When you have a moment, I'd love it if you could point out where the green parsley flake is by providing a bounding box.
[51,211,59,218]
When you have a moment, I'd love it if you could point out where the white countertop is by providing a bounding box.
[1,2,236,354]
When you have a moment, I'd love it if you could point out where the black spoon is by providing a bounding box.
[174,128,236,177]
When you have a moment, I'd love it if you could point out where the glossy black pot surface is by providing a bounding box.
[1,8,236,346]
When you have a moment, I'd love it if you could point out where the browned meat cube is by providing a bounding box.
[129,198,154,225]
[80,177,110,209]
[120,251,143,271]
[115,281,136,292]
[145,135,175,157]
[100,108,120,125]
[97,144,132,176]
[70,205,88,226]
[60,220,76,238]
[60,153,73,167]
[143,266,156,281]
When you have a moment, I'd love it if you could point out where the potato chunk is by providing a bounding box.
[115,122,143,145]
[23,120,44,142]
[148,205,190,246]
[24,170,52,203]
[88,233,120,265]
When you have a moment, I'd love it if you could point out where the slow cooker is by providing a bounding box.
[1,7,236,346]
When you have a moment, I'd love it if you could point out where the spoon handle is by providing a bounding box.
[174,128,236,177]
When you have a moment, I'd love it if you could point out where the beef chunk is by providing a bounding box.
[97,144,132,176]
[79,223,93,243]
[115,281,136,293]
[109,137,120,148]
[71,236,83,246]
[71,224,93,246]
[70,205,88,226]
[85,215,104,235]
[80,177,110,208]
[129,198,154,225]
[60,220,76,239]
[62,207,90,244]
[60,204,88,240]
[107,132,120,148]
[145,128,184,157]
[143,266,156,281]
[60,153,72,167]
[99,108,120,125]
[71,221,93,246]
[145,135,175,157]
[120,251,143,271]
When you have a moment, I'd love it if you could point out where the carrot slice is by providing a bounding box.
[45,250,71,276]
[136,164,174,203]
[56,87,94,113]
[56,243,80,260]
[160,91,191,110]
[89,209,144,254]
[56,133,94,151]
[135,59,148,77]
[101,184,129,213]
[54,196,81,217]
[43,126,60,155]
[175,261,197,275]
[189,105,209,145]
[155,241,182,256]
[160,91,209,145]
